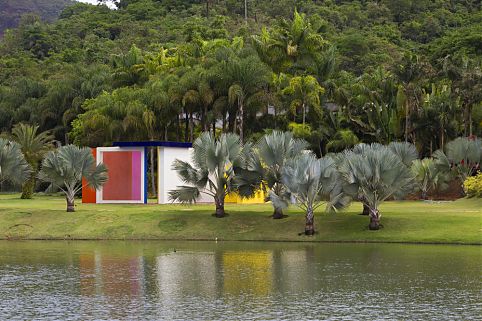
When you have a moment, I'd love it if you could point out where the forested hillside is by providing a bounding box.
[0,0,480,156]
[0,0,73,36]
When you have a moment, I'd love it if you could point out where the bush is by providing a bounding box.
[463,172,482,198]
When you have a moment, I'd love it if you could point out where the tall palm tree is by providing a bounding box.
[10,123,53,199]
[169,132,251,218]
[339,144,415,230]
[0,138,31,186]
[281,153,345,235]
[282,75,324,126]
[38,145,108,212]
[252,10,327,75]
[211,54,270,142]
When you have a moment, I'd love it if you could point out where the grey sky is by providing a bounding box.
[76,0,116,8]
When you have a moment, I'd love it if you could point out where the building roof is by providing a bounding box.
[112,141,192,148]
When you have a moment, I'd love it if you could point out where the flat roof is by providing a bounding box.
[112,141,192,148]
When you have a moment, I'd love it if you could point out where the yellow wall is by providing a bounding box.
[225,188,266,204]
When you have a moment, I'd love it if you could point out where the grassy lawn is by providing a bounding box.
[0,194,480,244]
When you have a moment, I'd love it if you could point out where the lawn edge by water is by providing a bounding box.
[3,238,481,246]
[0,195,481,245]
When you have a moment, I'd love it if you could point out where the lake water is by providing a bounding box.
[0,241,480,320]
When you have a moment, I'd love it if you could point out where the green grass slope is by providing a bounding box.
[0,194,480,244]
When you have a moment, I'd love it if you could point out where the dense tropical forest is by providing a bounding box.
[0,0,481,157]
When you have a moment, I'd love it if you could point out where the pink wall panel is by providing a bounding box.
[131,151,142,200]
[102,151,138,201]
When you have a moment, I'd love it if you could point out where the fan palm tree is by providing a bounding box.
[411,158,450,199]
[237,131,309,219]
[388,141,419,167]
[281,153,345,235]
[0,138,31,186]
[169,132,251,218]
[10,123,53,199]
[339,144,415,230]
[38,145,108,212]
[434,137,481,189]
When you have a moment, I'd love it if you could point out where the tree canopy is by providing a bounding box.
[0,0,480,156]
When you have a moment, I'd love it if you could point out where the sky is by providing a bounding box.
[75,0,116,8]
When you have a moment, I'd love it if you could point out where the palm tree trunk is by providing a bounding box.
[66,193,75,212]
[239,99,244,143]
[405,101,409,142]
[469,106,473,136]
[361,203,369,215]
[421,190,428,200]
[273,207,283,219]
[214,196,225,218]
[302,102,306,126]
[184,110,189,142]
[203,105,209,131]
[305,206,315,235]
[244,0,248,21]
[189,112,194,142]
[440,126,444,149]
[368,208,380,230]
[21,174,35,199]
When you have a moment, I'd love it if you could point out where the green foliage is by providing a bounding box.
[411,158,450,199]
[339,143,416,229]
[38,144,108,212]
[463,172,482,198]
[434,137,481,185]
[281,153,346,234]
[237,130,309,217]
[0,138,31,186]
[169,132,251,217]
[0,0,480,159]
[9,123,54,198]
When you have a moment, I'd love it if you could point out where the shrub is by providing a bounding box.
[463,172,482,198]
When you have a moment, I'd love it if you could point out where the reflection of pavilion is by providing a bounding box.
[222,251,273,296]
[155,252,217,297]
[79,251,146,297]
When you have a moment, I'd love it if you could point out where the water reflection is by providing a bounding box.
[0,241,480,320]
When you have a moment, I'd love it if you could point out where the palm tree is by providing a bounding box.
[211,53,270,142]
[411,158,450,199]
[38,145,108,212]
[339,144,415,230]
[252,10,327,75]
[169,132,251,218]
[281,153,345,235]
[0,138,31,186]
[434,137,481,190]
[10,123,53,199]
[388,141,419,167]
[237,131,309,219]
[282,75,324,126]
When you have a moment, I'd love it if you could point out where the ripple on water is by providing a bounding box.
[0,241,480,320]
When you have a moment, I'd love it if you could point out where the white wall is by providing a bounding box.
[158,147,212,204]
